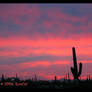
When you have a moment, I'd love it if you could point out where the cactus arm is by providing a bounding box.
[78,63,82,77]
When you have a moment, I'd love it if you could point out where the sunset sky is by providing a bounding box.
[0,4,92,80]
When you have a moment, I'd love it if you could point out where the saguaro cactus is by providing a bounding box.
[70,47,82,80]
[34,74,37,81]
[87,74,90,81]
[54,76,57,81]
[68,73,70,80]
[1,74,5,81]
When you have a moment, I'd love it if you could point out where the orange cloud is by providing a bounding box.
[78,60,92,64]
[16,61,71,69]
[53,61,70,65]
[21,61,51,68]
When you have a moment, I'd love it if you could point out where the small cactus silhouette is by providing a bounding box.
[1,74,5,81]
[34,74,37,81]
[68,73,70,80]
[87,74,91,81]
[16,73,18,78]
[54,76,57,81]
[70,47,82,80]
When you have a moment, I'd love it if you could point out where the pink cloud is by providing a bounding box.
[0,36,92,58]
[0,5,92,80]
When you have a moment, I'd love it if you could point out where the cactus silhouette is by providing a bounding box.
[34,74,37,81]
[1,74,5,81]
[71,47,82,80]
[89,75,91,80]
[68,73,70,80]
[54,76,57,81]
[87,74,90,81]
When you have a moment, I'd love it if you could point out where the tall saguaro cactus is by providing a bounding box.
[70,47,82,80]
